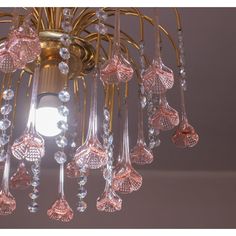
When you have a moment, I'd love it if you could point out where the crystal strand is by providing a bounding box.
[28,160,40,213]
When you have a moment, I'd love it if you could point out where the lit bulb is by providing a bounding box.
[36,107,67,137]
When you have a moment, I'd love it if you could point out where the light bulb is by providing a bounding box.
[36,107,67,137]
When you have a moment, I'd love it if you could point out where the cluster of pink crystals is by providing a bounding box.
[0,22,41,73]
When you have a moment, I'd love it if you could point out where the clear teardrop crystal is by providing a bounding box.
[58,61,69,75]
[58,90,70,103]
[0,134,9,146]
[58,105,69,117]
[54,151,67,164]
[57,120,68,132]
[1,104,12,115]
[59,48,70,60]
[0,118,11,130]
[2,89,14,101]
[76,200,87,212]
[60,34,72,47]
[55,136,68,148]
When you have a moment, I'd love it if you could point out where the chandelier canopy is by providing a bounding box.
[0,7,199,222]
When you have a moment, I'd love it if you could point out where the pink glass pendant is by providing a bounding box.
[172,119,199,148]
[142,59,174,94]
[66,160,89,178]
[0,42,16,73]
[10,162,31,190]
[7,13,41,68]
[101,52,134,84]
[11,65,45,162]
[0,190,16,216]
[130,141,153,165]
[113,101,142,194]
[47,197,74,222]
[151,94,179,131]
[96,184,122,212]
[75,69,108,169]
[100,9,133,84]
[130,101,153,165]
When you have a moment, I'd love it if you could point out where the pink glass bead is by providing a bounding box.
[11,132,45,162]
[0,43,16,73]
[47,198,74,222]
[66,160,89,178]
[151,98,179,131]
[142,60,174,94]
[74,137,108,170]
[100,53,134,84]
[172,120,199,148]
[0,190,16,215]
[130,142,153,165]
[10,162,31,190]
[113,163,142,194]
[96,185,122,212]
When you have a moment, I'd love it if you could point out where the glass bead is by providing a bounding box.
[95,23,108,35]
[28,202,39,213]
[77,187,87,199]
[57,120,68,132]
[0,134,9,146]
[140,84,145,95]
[0,149,6,161]
[78,176,87,186]
[58,105,69,117]
[70,141,76,148]
[63,8,73,18]
[59,47,70,60]
[60,34,72,47]
[55,136,68,148]
[149,140,156,149]
[31,180,40,187]
[1,104,12,115]
[29,192,39,200]
[155,139,161,147]
[148,127,155,135]
[58,90,70,103]
[31,164,40,175]
[108,134,113,145]
[96,9,108,21]
[2,89,14,101]
[140,96,147,108]
[76,201,87,212]
[0,118,11,130]
[54,151,67,164]
[181,79,187,91]
[61,21,72,33]
[58,61,69,75]
[104,108,110,120]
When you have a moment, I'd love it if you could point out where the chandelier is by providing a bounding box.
[0,7,199,222]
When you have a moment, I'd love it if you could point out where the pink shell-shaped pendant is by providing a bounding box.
[10,162,32,190]
[172,120,199,148]
[142,59,174,94]
[74,137,108,170]
[47,198,74,222]
[100,53,134,84]
[11,132,45,162]
[130,142,153,165]
[0,190,16,216]
[96,185,122,212]
[0,43,16,73]
[151,98,179,131]
[113,163,142,194]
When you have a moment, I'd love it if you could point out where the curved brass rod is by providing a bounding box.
[72,8,92,33]
[50,8,55,29]
[43,7,51,29]
[33,8,45,30]
[174,8,182,30]
[0,20,12,23]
